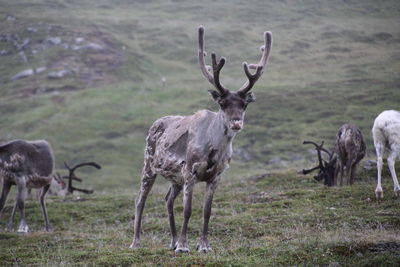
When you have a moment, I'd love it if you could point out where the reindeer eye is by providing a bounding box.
[218,99,227,107]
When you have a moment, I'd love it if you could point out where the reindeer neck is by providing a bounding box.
[207,109,236,143]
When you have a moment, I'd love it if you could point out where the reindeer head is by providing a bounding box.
[302,141,337,186]
[198,26,272,132]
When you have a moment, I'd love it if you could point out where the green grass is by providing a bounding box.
[0,168,399,266]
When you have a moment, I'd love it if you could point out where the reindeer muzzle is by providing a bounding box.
[229,119,243,131]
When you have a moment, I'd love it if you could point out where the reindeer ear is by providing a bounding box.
[208,89,221,101]
[245,92,256,103]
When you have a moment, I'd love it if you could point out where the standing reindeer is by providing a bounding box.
[0,140,55,232]
[130,26,272,253]
[372,110,400,199]
[334,124,366,186]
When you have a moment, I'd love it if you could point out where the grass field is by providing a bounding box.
[1,168,399,266]
[0,0,400,265]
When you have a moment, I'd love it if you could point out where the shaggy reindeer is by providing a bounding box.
[130,26,272,253]
[372,110,400,199]
[334,124,366,186]
[0,140,55,232]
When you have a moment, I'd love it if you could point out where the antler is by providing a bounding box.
[198,25,228,95]
[64,161,101,195]
[237,31,273,95]
[302,141,330,174]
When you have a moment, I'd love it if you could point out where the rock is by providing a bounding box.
[72,43,103,51]
[17,38,30,50]
[6,15,16,21]
[47,70,70,79]
[0,49,9,55]
[363,159,376,170]
[26,27,37,33]
[10,69,34,81]
[45,37,62,45]
[75,37,84,43]
[233,147,252,161]
[35,67,47,74]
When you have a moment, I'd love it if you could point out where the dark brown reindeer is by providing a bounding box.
[334,124,366,186]
[302,141,337,186]
[130,26,272,253]
[0,140,55,232]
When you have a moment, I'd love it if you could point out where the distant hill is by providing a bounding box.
[0,0,399,190]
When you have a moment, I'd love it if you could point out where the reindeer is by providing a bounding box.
[372,110,400,199]
[48,161,101,196]
[302,141,337,186]
[0,140,55,232]
[130,26,272,253]
[334,124,366,186]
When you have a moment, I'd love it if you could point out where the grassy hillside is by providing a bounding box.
[0,1,400,265]
[0,0,399,190]
[0,169,399,266]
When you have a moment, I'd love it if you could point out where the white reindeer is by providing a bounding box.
[372,110,400,199]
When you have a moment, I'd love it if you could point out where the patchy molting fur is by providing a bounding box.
[130,26,272,253]
[334,124,366,186]
[147,110,233,185]
[0,139,55,232]
[372,110,400,199]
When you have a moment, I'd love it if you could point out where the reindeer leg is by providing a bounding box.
[130,169,157,249]
[7,201,18,231]
[333,163,339,186]
[375,143,384,199]
[349,163,358,185]
[339,164,344,186]
[175,177,195,253]
[40,184,53,232]
[345,158,353,186]
[0,180,12,220]
[165,183,182,250]
[15,177,28,233]
[197,178,219,253]
[387,150,400,198]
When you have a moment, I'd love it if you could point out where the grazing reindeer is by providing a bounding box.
[48,161,101,196]
[372,110,400,199]
[334,124,366,186]
[0,140,55,232]
[302,141,337,186]
[130,26,272,253]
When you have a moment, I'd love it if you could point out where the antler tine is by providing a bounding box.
[198,25,228,95]
[238,31,273,95]
[70,162,101,173]
[302,165,321,175]
[303,140,325,170]
[64,161,71,170]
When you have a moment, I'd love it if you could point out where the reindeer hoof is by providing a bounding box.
[17,224,29,233]
[44,225,54,232]
[394,189,400,199]
[129,241,141,249]
[6,223,14,232]
[196,245,212,253]
[169,240,178,250]
[175,247,190,253]
[375,190,383,200]
[196,240,212,253]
